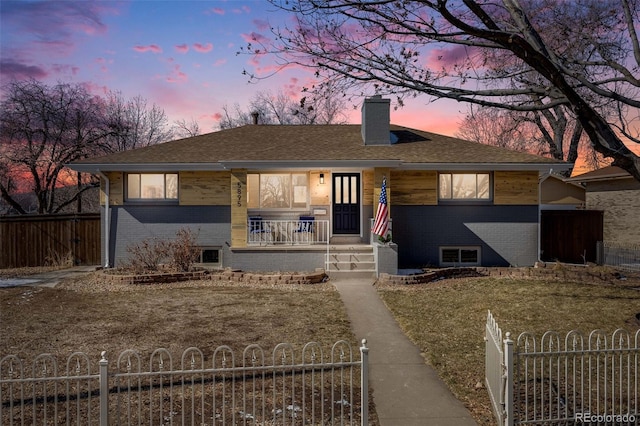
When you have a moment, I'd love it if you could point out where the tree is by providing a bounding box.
[100,91,172,154]
[173,118,201,138]
[252,0,640,180]
[217,88,347,129]
[0,79,105,214]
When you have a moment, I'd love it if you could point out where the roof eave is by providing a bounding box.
[68,163,227,173]
[398,162,573,172]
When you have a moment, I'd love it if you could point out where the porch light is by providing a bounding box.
[319,173,325,184]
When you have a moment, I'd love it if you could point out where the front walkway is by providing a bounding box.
[333,278,477,426]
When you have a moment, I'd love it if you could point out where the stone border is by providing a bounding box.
[100,268,328,285]
[377,265,639,286]
[210,269,328,285]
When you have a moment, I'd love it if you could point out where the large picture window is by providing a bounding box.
[126,173,178,200]
[247,173,308,209]
[439,173,490,200]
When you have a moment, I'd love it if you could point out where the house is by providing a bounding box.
[539,172,585,210]
[569,166,640,246]
[69,96,570,275]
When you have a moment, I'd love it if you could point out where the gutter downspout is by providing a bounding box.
[97,171,110,268]
[537,169,551,264]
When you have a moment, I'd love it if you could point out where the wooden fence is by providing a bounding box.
[540,210,603,264]
[0,213,100,268]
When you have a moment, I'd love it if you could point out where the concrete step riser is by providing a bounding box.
[327,262,375,272]
[328,270,376,279]
[327,254,375,262]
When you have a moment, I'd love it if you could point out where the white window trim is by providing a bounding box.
[197,247,222,268]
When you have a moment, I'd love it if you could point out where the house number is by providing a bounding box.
[236,182,242,206]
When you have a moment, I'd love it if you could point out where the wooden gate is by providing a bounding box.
[540,210,603,264]
[0,213,100,268]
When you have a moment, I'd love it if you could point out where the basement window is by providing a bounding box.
[199,248,221,268]
[440,246,481,266]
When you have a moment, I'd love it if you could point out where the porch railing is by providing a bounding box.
[248,219,329,246]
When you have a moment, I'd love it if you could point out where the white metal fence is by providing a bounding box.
[486,311,639,425]
[597,241,640,272]
[248,219,330,246]
[1,340,369,425]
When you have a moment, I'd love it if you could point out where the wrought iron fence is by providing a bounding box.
[486,311,639,426]
[1,340,369,426]
[597,241,640,272]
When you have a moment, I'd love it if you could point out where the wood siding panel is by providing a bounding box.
[362,170,374,206]
[101,172,123,205]
[179,171,230,205]
[310,171,330,205]
[390,170,438,205]
[494,171,538,205]
[230,170,248,247]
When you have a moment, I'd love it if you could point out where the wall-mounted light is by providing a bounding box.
[319,173,325,184]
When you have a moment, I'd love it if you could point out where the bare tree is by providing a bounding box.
[218,88,347,129]
[252,0,640,180]
[173,118,201,138]
[100,91,172,153]
[0,79,104,214]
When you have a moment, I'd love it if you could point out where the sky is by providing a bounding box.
[0,0,464,136]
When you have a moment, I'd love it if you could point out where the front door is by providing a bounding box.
[333,173,360,234]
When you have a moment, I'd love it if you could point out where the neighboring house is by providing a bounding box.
[69,96,569,275]
[539,172,585,210]
[569,166,640,246]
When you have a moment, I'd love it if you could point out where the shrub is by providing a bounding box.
[169,228,200,272]
[124,228,200,274]
[125,237,170,273]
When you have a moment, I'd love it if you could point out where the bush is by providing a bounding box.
[124,228,200,274]
[169,228,200,272]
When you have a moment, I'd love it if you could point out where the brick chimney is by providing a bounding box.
[361,95,391,145]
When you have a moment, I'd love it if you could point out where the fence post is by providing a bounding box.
[99,351,108,426]
[503,333,514,426]
[360,339,369,426]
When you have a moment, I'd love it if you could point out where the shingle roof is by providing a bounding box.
[569,166,631,182]
[71,124,566,171]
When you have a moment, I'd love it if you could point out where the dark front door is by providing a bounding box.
[333,173,360,234]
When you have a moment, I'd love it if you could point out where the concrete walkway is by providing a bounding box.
[0,266,97,288]
[333,278,477,426]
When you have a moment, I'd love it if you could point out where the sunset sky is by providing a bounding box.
[0,0,464,135]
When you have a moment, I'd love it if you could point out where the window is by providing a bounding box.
[126,173,178,200]
[199,248,221,267]
[439,173,490,200]
[440,246,481,266]
[247,173,308,209]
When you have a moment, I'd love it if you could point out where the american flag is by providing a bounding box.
[372,177,389,237]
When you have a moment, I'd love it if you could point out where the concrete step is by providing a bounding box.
[326,245,376,278]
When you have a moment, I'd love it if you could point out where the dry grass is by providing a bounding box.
[377,275,640,426]
[0,272,355,360]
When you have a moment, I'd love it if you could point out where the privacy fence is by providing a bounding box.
[486,311,639,425]
[1,340,369,426]
[0,213,100,268]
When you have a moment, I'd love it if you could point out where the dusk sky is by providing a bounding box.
[0,0,465,136]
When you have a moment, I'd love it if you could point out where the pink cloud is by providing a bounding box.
[213,58,227,67]
[253,19,270,31]
[209,7,225,15]
[212,112,223,121]
[240,32,269,45]
[193,42,213,53]
[175,44,189,54]
[166,64,188,83]
[0,60,48,80]
[133,44,162,54]
[427,46,471,70]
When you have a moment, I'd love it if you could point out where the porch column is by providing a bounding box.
[230,169,247,247]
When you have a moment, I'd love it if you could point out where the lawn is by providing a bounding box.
[377,274,640,426]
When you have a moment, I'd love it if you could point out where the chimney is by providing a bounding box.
[251,111,259,125]
[361,95,391,145]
